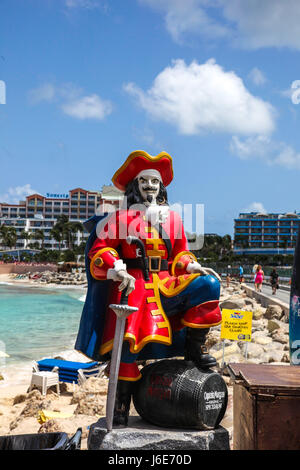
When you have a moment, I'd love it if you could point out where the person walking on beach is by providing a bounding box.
[252,264,258,281]
[239,265,244,283]
[254,265,264,292]
[270,268,279,295]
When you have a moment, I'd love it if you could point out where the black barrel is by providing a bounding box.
[133,359,228,430]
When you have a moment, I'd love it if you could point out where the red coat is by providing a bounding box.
[89,208,200,357]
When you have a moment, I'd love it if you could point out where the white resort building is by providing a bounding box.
[0,186,124,251]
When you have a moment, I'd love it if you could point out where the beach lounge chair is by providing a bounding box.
[29,362,60,396]
[37,359,104,385]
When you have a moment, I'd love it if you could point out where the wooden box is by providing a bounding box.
[228,363,300,450]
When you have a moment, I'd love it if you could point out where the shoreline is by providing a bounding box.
[0,275,88,396]
[0,273,87,292]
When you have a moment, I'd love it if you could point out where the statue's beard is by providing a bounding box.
[146,194,153,204]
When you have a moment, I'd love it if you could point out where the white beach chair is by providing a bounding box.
[29,362,60,396]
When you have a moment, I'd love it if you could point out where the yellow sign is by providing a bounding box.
[220,309,253,342]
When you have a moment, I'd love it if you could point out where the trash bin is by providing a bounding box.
[0,428,82,450]
[228,363,300,450]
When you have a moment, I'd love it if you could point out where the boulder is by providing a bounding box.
[271,331,289,345]
[267,320,281,334]
[253,336,273,346]
[244,298,256,307]
[252,307,265,320]
[239,342,265,359]
[263,341,285,352]
[252,319,267,331]
[264,305,284,320]
[251,330,268,340]
[220,298,245,310]
[267,350,286,363]
[210,342,240,360]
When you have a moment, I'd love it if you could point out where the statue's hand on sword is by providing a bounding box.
[116,270,136,296]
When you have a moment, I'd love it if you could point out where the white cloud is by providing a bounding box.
[28,83,56,105]
[65,0,101,9]
[140,0,300,50]
[248,67,267,86]
[138,0,230,44]
[28,83,113,121]
[61,94,113,120]
[221,0,300,50]
[242,202,267,214]
[0,184,39,204]
[124,59,275,136]
[230,135,300,170]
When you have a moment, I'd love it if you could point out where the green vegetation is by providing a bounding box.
[0,214,85,263]
[191,233,293,267]
[0,225,17,250]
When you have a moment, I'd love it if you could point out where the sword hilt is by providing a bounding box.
[120,290,128,305]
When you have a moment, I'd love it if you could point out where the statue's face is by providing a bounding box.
[137,174,160,205]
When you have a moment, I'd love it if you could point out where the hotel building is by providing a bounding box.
[0,186,123,251]
[234,212,300,255]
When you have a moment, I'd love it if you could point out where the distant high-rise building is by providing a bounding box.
[234,211,300,255]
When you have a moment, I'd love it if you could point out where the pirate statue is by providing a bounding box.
[75,150,222,426]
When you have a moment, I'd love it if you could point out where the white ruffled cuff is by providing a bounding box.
[107,259,127,281]
[186,261,202,273]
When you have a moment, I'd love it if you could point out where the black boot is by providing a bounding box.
[184,328,217,369]
[113,380,134,426]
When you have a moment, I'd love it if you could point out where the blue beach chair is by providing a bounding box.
[37,359,104,385]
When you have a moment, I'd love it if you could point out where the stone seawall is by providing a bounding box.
[0,264,58,274]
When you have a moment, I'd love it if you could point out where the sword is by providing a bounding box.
[106,291,138,432]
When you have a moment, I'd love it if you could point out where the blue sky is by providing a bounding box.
[1,0,300,236]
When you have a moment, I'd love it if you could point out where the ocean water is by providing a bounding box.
[0,284,85,367]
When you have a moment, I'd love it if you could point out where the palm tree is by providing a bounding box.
[0,225,7,250]
[65,221,84,250]
[34,229,45,250]
[20,230,31,249]
[51,215,84,250]
[50,227,64,252]
[0,226,17,250]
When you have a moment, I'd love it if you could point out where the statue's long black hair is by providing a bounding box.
[122,179,168,209]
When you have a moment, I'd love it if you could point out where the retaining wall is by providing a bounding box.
[241,283,289,316]
[0,264,58,275]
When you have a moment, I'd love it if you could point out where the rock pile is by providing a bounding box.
[71,377,107,416]
[32,271,87,286]
[207,284,290,368]
[7,377,108,439]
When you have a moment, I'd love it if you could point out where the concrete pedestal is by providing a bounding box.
[88,416,230,450]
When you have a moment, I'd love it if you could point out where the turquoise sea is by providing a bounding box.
[0,283,85,366]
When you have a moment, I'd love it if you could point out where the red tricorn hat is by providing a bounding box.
[112,150,173,191]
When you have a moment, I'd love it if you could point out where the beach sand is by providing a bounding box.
[0,273,93,448]
[0,273,233,450]
[0,273,87,291]
[0,353,233,451]
[0,352,109,450]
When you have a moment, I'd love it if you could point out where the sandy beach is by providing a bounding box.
[1,276,291,449]
[4,276,276,449]
[0,272,94,448]
[0,273,88,291]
